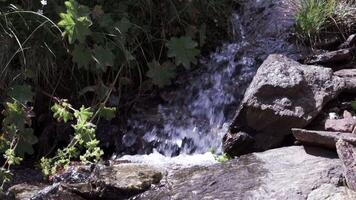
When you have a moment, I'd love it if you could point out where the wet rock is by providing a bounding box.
[292,128,356,149]
[336,139,356,191]
[339,34,356,49]
[334,69,356,94]
[325,111,356,132]
[62,163,163,199]
[304,48,353,65]
[135,146,348,200]
[224,54,345,156]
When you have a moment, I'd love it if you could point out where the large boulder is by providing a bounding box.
[223,54,345,156]
[135,146,356,199]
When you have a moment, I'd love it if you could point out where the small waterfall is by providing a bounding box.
[123,13,259,156]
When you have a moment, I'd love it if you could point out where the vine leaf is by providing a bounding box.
[166,36,200,69]
[8,85,34,104]
[72,44,92,69]
[146,61,176,88]
[58,0,92,44]
[93,46,115,71]
[15,128,38,157]
[51,103,73,123]
[98,106,117,121]
[74,106,93,123]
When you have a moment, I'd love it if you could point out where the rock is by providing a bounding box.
[7,183,44,200]
[304,48,353,65]
[223,54,345,156]
[135,146,350,199]
[334,69,356,94]
[339,34,356,49]
[325,112,356,132]
[292,128,356,149]
[6,183,85,200]
[63,163,163,199]
[307,184,356,200]
[336,139,356,191]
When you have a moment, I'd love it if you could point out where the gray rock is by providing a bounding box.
[64,163,163,199]
[304,49,353,65]
[224,54,345,156]
[292,128,356,149]
[7,183,44,200]
[307,184,356,200]
[336,139,356,191]
[334,69,356,94]
[325,117,356,133]
[6,183,84,200]
[135,146,349,200]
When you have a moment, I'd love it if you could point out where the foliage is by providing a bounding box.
[296,0,336,38]
[215,153,231,163]
[40,101,107,176]
[0,84,36,190]
[0,0,236,190]
[295,0,356,46]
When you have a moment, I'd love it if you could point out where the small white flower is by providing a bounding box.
[40,0,47,6]
[37,9,43,15]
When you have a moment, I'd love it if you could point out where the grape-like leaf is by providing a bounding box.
[15,128,38,157]
[72,44,92,69]
[58,0,92,44]
[98,106,117,121]
[8,85,34,104]
[51,103,73,123]
[146,61,176,88]
[166,36,200,69]
[74,106,93,123]
[93,46,115,71]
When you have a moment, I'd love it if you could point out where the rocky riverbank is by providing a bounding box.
[4,0,356,199]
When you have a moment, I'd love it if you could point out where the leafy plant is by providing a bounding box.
[167,37,200,70]
[0,85,36,190]
[40,101,111,176]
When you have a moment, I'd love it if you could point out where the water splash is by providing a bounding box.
[123,14,258,156]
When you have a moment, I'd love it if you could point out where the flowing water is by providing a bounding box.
[120,1,303,162]
[121,13,257,160]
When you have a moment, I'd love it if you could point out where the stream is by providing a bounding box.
[119,0,303,165]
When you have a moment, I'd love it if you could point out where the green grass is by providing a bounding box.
[295,0,356,46]
[296,0,336,39]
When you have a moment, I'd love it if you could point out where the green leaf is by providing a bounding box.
[92,46,115,71]
[58,0,92,44]
[351,101,356,111]
[166,36,200,69]
[15,128,38,157]
[114,17,132,35]
[51,103,73,123]
[72,44,92,69]
[146,61,176,88]
[74,106,93,123]
[8,85,34,104]
[98,106,117,121]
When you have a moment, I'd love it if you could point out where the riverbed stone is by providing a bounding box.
[292,128,356,149]
[135,146,351,200]
[336,139,356,191]
[62,163,163,199]
[223,54,345,156]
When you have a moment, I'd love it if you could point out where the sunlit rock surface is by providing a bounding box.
[134,146,356,200]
